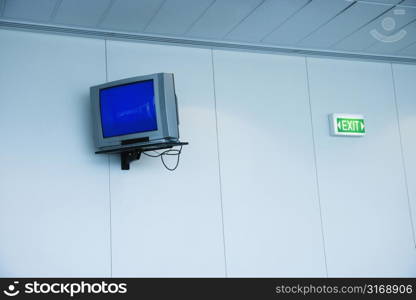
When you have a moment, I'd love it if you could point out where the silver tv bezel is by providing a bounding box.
[91,73,177,149]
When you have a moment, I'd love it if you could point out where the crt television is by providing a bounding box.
[91,73,179,149]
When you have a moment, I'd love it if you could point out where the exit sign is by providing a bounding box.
[330,114,365,136]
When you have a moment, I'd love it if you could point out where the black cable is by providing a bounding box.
[142,145,183,171]
[142,151,162,158]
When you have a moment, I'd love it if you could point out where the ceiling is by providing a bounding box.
[1,0,416,61]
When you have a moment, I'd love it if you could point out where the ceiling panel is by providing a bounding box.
[54,0,111,27]
[366,20,416,53]
[263,0,352,46]
[0,0,5,16]
[334,5,416,52]
[186,0,263,39]
[362,0,400,3]
[3,0,57,22]
[225,0,308,43]
[298,2,392,48]
[399,41,416,55]
[0,0,415,60]
[99,0,164,32]
[145,0,214,35]
[401,0,416,6]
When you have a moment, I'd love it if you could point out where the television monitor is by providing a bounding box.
[91,73,179,149]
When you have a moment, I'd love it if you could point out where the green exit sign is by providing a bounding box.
[330,114,366,136]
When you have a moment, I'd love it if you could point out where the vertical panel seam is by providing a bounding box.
[304,57,329,277]
[211,49,228,277]
[105,39,114,277]
[390,63,416,249]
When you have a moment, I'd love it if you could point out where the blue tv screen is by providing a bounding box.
[99,80,158,138]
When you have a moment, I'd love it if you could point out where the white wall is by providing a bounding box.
[106,41,225,277]
[0,28,415,277]
[213,50,326,277]
[393,63,416,254]
[307,58,416,276]
[0,29,110,277]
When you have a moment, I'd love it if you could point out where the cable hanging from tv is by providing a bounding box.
[95,140,188,170]
[142,145,183,171]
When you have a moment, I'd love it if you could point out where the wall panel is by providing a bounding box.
[392,63,416,249]
[0,29,110,276]
[106,41,225,277]
[307,57,416,277]
[213,50,327,277]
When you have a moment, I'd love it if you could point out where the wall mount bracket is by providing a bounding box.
[95,141,188,170]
